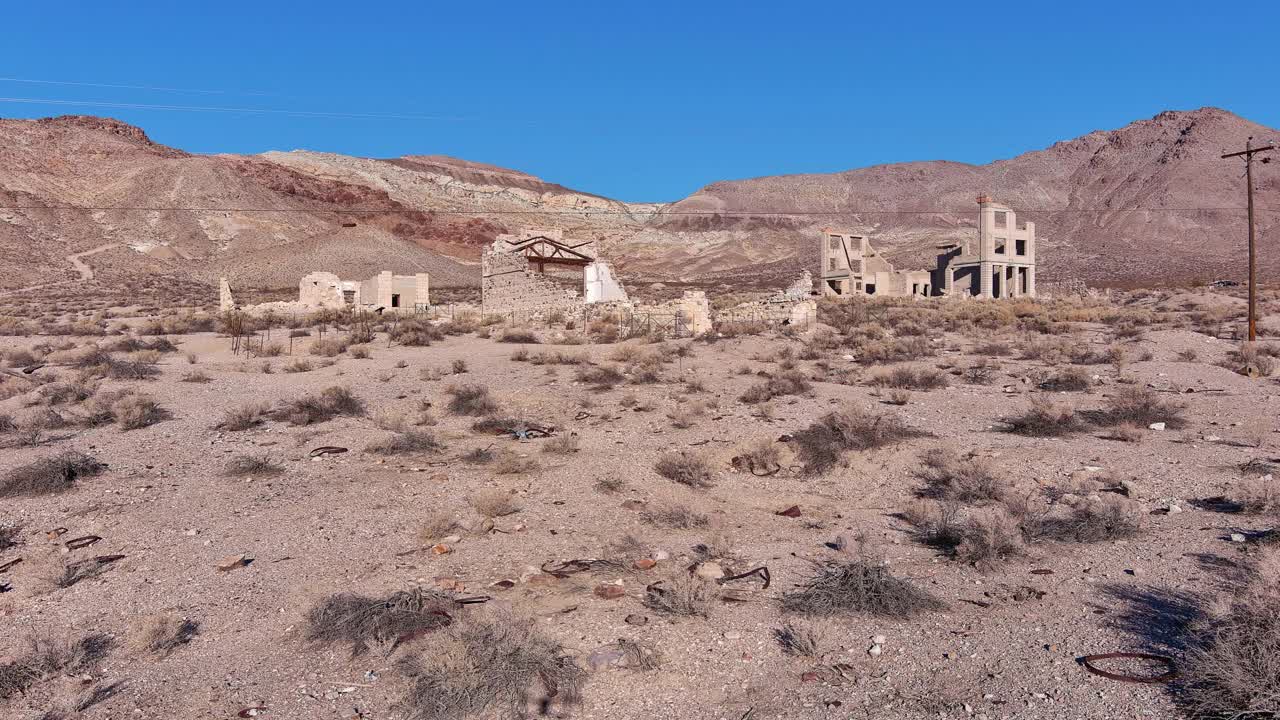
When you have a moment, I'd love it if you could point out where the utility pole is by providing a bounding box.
[1221,136,1276,342]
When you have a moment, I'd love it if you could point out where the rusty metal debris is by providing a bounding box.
[717,566,771,589]
[1079,652,1178,684]
[47,527,68,539]
[0,557,21,573]
[309,446,348,458]
[454,595,492,605]
[63,535,102,550]
[775,505,802,518]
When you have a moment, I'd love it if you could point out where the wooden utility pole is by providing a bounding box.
[1221,136,1276,342]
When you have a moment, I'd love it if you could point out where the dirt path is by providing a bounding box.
[0,242,120,296]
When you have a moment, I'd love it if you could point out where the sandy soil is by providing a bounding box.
[0,309,1277,720]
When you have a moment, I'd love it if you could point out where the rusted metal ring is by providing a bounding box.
[1078,652,1178,683]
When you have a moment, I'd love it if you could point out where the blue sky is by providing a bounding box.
[1,1,1276,202]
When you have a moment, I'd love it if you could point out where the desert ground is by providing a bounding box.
[1,287,1279,720]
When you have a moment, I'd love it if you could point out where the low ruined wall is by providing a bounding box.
[481,250,581,316]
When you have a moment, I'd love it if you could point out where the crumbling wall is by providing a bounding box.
[299,272,347,309]
[585,261,630,304]
[481,245,581,315]
[219,278,236,312]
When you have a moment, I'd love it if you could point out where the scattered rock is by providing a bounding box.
[1148,422,1166,431]
[431,544,451,555]
[624,614,648,626]
[633,558,657,570]
[695,562,724,580]
[593,583,626,600]
[216,553,252,572]
[775,505,802,518]
[1231,533,1247,543]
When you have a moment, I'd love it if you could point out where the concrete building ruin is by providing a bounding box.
[219,270,430,315]
[481,229,628,315]
[820,196,1037,299]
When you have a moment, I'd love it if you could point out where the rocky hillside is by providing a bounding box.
[0,108,1275,294]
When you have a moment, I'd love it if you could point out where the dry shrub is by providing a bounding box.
[309,336,351,357]
[903,501,1026,569]
[739,369,812,404]
[223,454,283,477]
[575,364,625,391]
[396,615,585,720]
[731,439,781,476]
[0,524,18,551]
[1001,395,1085,436]
[593,477,626,494]
[962,360,998,385]
[774,621,822,657]
[1021,494,1143,543]
[470,489,520,518]
[1092,386,1187,429]
[1234,477,1280,515]
[492,452,539,475]
[305,588,458,657]
[642,504,709,529]
[498,329,539,344]
[218,402,268,431]
[272,386,365,426]
[389,319,444,347]
[643,573,719,617]
[791,406,923,474]
[916,449,1008,504]
[1181,563,1280,718]
[1,452,105,498]
[108,393,166,430]
[180,369,211,383]
[858,336,933,364]
[1103,422,1145,443]
[0,413,15,434]
[781,557,945,618]
[542,433,580,454]
[446,384,497,416]
[135,613,199,656]
[0,633,113,699]
[1039,366,1092,391]
[419,512,457,542]
[654,451,716,488]
[666,402,705,429]
[869,366,948,391]
[349,345,372,359]
[365,431,443,456]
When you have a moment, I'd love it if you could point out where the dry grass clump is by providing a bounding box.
[643,573,720,617]
[445,384,497,416]
[0,524,19,551]
[1038,366,1092,391]
[396,616,585,720]
[869,366,948,391]
[962,359,999,385]
[791,406,924,474]
[309,336,352,357]
[0,451,105,498]
[71,348,160,380]
[180,369,212,383]
[218,402,269,431]
[731,439,782,476]
[1232,477,1280,515]
[0,633,113,699]
[642,504,710,529]
[739,369,812,403]
[135,613,199,656]
[305,587,459,656]
[272,386,365,426]
[575,364,625,391]
[859,336,933,364]
[106,392,167,430]
[365,430,443,456]
[1091,386,1186,429]
[774,621,822,657]
[903,502,1026,569]
[492,451,540,475]
[666,402,706,429]
[1181,559,1280,719]
[389,319,444,347]
[915,449,1008,504]
[419,512,457,542]
[223,454,284,477]
[497,328,540,344]
[654,451,716,488]
[469,489,520,518]
[1021,494,1143,543]
[781,557,945,618]
[1001,395,1085,436]
[593,477,626,494]
[541,432,580,454]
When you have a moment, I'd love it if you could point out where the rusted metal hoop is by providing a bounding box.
[1078,652,1178,684]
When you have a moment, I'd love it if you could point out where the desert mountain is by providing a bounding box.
[0,108,1275,294]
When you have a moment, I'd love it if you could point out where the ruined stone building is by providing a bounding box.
[481,229,628,314]
[820,196,1037,299]
[220,270,430,315]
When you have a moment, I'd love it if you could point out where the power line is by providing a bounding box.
[0,205,1274,215]
[0,76,278,96]
[0,97,458,121]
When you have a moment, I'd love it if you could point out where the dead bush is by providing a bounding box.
[1001,395,1085,437]
[218,402,268,431]
[1,451,105,498]
[0,524,20,551]
[470,489,520,518]
[309,336,351,357]
[1181,575,1280,718]
[774,621,822,657]
[791,406,924,474]
[903,501,1026,569]
[1091,386,1186,429]
[389,319,443,347]
[1038,366,1092,391]
[180,369,212,383]
[498,329,540,344]
[593,477,626,494]
[869,366,949,391]
[419,512,457,542]
[541,432,580,455]
[445,384,497,416]
[654,451,716,488]
[305,587,459,656]
[915,449,1009,505]
[1022,495,1142,543]
[135,613,199,656]
[1234,477,1280,515]
[492,452,540,475]
[643,573,719,617]
[272,386,365,426]
[576,364,625,391]
[666,402,705,429]
[365,431,443,456]
[781,557,945,618]
[642,504,710,529]
[962,360,999,385]
[0,633,113,699]
[739,369,812,404]
[108,393,166,430]
[223,454,283,477]
[731,439,782,476]
[396,615,585,720]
